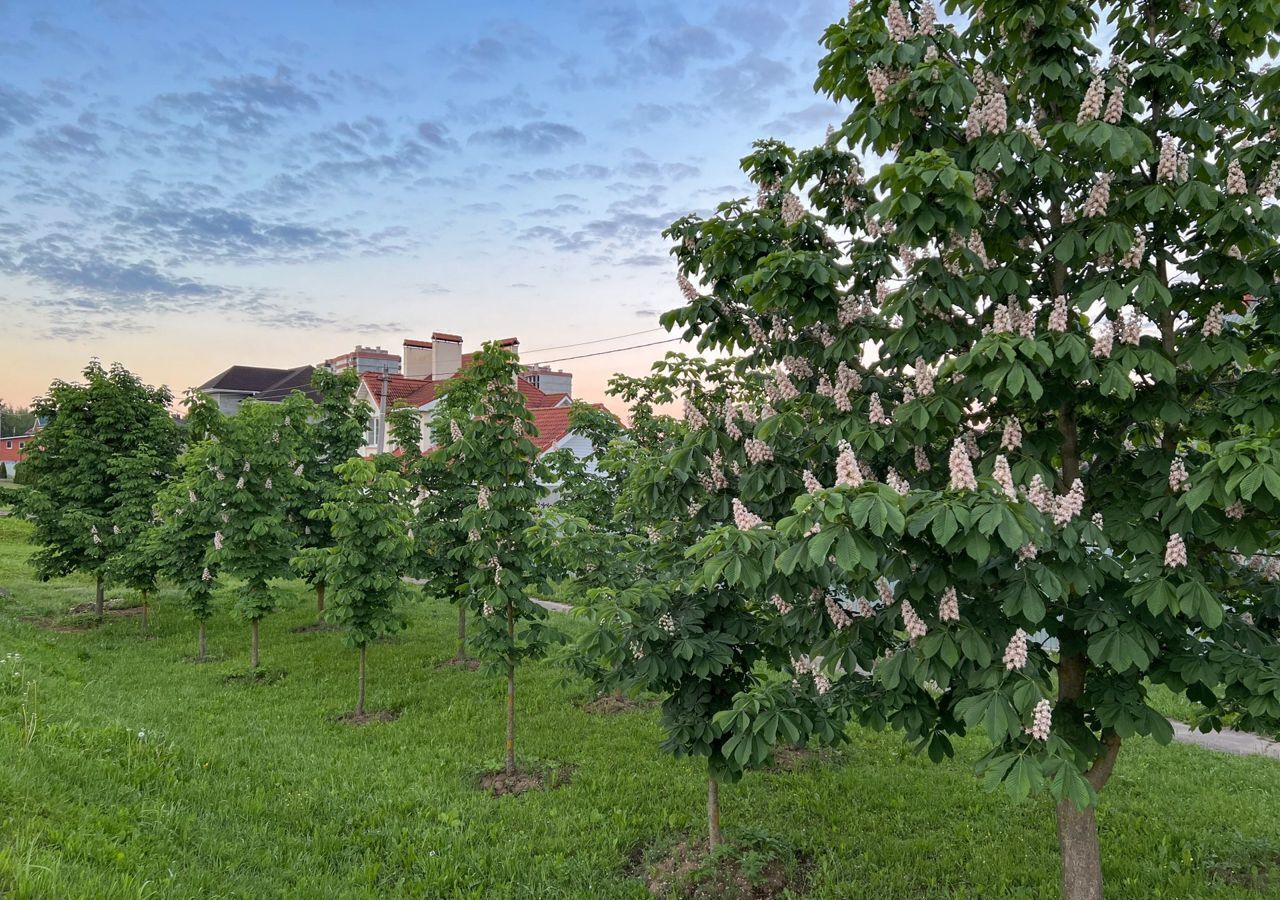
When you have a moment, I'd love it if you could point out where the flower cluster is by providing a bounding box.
[876,576,895,607]
[825,592,853,629]
[780,192,806,225]
[771,593,793,615]
[1082,173,1112,217]
[868,392,891,426]
[1225,158,1248,195]
[1103,84,1125,124]
[1029,699,1053,741]
[1120,231,1146,269]
[677,273,699,302]
[744,438,774,465]
[1168,457,1189,493]
[886,2,913,41]
[1092,320,1115,358]
[1001,417,1022,451]
[1053,479,1085,526]
[91,525,101,545]
[1077,73,1107,123]
[1261,160,1280,198]
[948,438,977,491]
[1119,308,1143,345]
[835,441,863,487]
[914,446,931,472]
[477,485,490,509]
[913,357,935,396]
[213,531,224,551]
[939,586,959,622]
[732,498,764,530]
[792,655,832,695]
[886,469,910,495]
[966,68,1007,139]
[1003,628,1029,670]
[1165,533,1188,568]
[1156,136,1190,183]
[1226,500,1245,520]
[901,600,927,640]
[1048,295,1069,332]
[658,612,677,636]
[803,470,824,494]
[450,419,463,442]
[993,455,1016,499]
[1203,303,1224,337]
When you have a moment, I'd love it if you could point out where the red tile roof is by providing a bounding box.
[403,339,433,349]
[360,372,442,408]
[529,407,573,452]
[432,332,463,343]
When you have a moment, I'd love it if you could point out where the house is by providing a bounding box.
[353,333,588,461]
[0,429,37,474]
[197,364,321,415]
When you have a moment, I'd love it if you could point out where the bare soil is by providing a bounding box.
[478,765,574,797]
[290,622,339,634]
[582,693,656,715]
[223,669,288,686]
[336,708,402,726]
[632,837,809,900]
[435,656,481,671]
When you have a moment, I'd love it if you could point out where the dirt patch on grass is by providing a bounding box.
[290,622,339,634]
[435,656,481,671]
[223,669,288,686]
[583,693,656,715]
[632,837,809,899]
[336,708,402,726]
[20,615,96,633]
[478,764,574,797]
[68,601,143,617]
[767,745,838,773]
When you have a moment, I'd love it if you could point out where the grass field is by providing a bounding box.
[1,514,1279,899]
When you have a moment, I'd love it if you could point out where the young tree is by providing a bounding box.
[446,343,552,777]
[106,448,177,631]
[575,362,850,853]
[291,368,371,617]
[650,2,1280,896]
[150,465,221,660]
[303,457,413,716]
[18,362,180,618]
[195,393,312,668]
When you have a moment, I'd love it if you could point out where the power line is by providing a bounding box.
[521,327,665,356]
[528,338,684,365]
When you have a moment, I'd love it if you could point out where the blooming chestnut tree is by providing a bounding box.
[18,361,180,619]
[571,363,852,853]
[305,457,413,717]
[653,1,1280,896]
[186,392,313,669]
[290,367,372,618]
[443,343,553,778]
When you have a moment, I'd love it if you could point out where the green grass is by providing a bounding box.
[1,517,1279,899]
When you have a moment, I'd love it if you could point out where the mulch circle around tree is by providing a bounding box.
[477,764,574,797]
[290,622,340,634]
[336,708,402,726]
[67,602,143,617]
[434,656,481,671]
[222,669,287,686]
[20,615,95,633]
[582,693,657,715]
[630,837,810,900]
[766,745,839,774]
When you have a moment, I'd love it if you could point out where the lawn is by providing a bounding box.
[1,515,1279,899]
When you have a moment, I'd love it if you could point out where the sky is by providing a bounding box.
[0,0,850,413]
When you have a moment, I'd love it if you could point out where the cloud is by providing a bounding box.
[8,233,219,299]
[762,101,845,136]
[711,3,792,49]
[151,67,320,135]
[468,120,585,155]
[618,253,666,267]
[701,54,793,113]
[420,282,450,295]
[0,83,43,135]
[22,121,104,160]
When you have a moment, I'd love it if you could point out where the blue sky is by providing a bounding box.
[0,0,848,408]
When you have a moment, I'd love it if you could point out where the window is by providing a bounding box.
[4,441,10,450]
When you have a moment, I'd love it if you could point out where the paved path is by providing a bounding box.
[1171,720,1280,760]
[401,577,571,614]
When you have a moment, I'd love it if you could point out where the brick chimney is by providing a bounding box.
[432,332,463,381]
[402,339,433,379]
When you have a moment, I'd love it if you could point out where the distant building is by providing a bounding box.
[194,331,601,467]
[0,429,37,474]
[197,365,320,415]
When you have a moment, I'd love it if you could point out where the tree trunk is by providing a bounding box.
[707,776,722,852]
[357,644,367,717]
[95,575,104,619]
[140,592,149,632]
[198,621,207,661]
[1057,801,1104,900]
[1056,654,1122,900]
[456,605,467,661]
[316,582,325,615]
[250,619,260,669]
[505,602,516,776]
